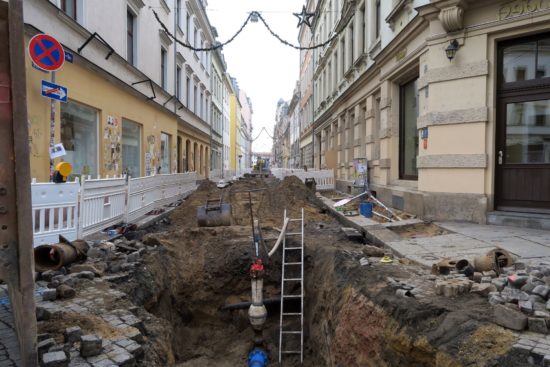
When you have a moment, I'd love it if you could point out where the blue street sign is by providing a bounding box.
[64,51,74,63]
[41,80,68,103]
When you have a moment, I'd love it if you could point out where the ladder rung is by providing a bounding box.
[284,247,302,250]
[283,278,301,281]
[282,312,301,316]
[281,331,302,334]
[282,351,302,354]
[288,219,302,222]
[286,232,301,235]
[282,294,302,298]
[284,262,302,265]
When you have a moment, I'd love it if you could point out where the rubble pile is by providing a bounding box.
[34,236,162,367]
[431,252,550,334]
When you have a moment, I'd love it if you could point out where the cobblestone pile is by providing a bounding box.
[34,237,154,367]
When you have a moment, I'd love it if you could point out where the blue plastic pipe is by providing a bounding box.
[248,348,268,367]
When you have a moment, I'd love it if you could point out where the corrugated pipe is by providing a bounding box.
[34,238,89,272]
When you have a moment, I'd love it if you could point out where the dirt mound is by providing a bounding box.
[169,176,330,229]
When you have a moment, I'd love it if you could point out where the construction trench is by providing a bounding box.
[33,176,535,367]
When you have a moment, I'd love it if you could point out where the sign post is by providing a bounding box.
[28,34,65,180]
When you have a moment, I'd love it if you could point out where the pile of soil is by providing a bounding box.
[170,176,331,228]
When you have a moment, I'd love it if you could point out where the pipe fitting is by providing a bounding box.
[248,348,268,367]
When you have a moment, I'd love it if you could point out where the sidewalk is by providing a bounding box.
[319,196,550,267]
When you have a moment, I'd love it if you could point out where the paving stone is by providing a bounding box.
[513,343,533,352]
[124,343,143,359]
[533,285,550,300]
[518,338,538,347]
[42,289,58,302]
[64,326,82,344]
[42,351,68,367]
[544,354,550,367]
[80,335,103,357]
[121,327,142,343]
[529,317,549,334]
[520,300,535,315]
[90,359,115,367]
[473,272,482,283]
[530,348,547,365]
[56,285,76,299]
[489,294,505,305]
[38,338,56,357]
[85,353,109,364]
[494,304,527,331]
[480,276,492,284]
[522,282,537,293]
[491,278,506,291]
[126,252,140,263]
[470,283,496,296]
[108,350,135,367]
[483,270,497,278]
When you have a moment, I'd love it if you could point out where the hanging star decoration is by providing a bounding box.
[293,5,315,29]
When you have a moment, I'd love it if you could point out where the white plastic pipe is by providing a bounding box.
[268,217,290,257]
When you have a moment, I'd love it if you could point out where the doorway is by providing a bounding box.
[496,33,550,212]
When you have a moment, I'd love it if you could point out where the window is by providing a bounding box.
[176,0,182,30]
[160,133,171,173]
[161,48,167,89]
[122,119,141,178]
[176,66,182,99]
[194,84,197,113]
[361,5,366,52]
[502,37,550,83]
[60,101,98,177]
[194,27,198,48]
[127,10,136,66]
[200,91,203,118]
[375,0,381,39]
[186,76,191,107]
[61,0,77,20]
[399,78,419,180]
[186,14,191,42]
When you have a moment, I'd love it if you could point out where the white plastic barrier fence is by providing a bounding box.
[127,172,197,223]
[31,172,200,246]
[271,169,335,191]
[78,175,127,238]
[292,170,335,191]
[31,178,80,247]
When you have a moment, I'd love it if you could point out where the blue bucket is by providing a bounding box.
[359,202,373,218]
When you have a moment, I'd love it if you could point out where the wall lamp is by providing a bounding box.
[445,39,459,61]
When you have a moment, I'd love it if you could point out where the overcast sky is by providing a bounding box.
[206,0,302,153]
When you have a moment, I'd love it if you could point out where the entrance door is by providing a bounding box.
[496,34,550,212]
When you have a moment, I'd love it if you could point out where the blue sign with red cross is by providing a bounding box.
[28,34,65,72]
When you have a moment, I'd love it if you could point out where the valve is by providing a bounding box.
[250,258,264,279]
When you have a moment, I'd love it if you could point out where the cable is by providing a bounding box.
[151,8,352,52]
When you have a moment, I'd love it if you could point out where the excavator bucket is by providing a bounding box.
[197,198,232,227]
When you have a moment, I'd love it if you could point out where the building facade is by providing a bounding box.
[24,0,239,181]
[288,82,302,168]
[305,0,550,223]
[211,44,225,172]
[222,73,233,172]
[239,89,253,170]
[298,0,317,170]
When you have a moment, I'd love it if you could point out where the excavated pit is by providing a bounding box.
[119,177,525,366]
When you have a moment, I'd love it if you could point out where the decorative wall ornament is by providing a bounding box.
[438,5,464,32]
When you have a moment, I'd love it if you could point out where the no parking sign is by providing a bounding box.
[28,34,65,72]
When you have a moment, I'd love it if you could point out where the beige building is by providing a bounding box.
[310,0,550,226]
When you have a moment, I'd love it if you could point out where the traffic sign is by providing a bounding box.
[64,51,74,63]
[28,34,65,72]
[41,80,68,103]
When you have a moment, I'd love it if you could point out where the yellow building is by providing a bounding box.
[229,92,242,172]
[24,0,214,182]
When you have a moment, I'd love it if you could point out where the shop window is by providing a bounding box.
[160,132,171,173]
[122,119,141,178]
[60,101,98,177]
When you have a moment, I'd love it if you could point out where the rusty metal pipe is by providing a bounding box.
[34,240,89,272]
